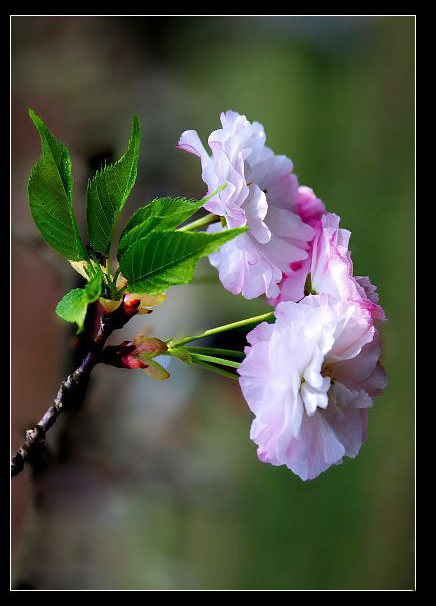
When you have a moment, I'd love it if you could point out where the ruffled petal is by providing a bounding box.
[179,111,314,300]
[238,296,384,480]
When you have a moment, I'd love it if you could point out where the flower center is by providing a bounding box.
[321,364,335,383]
[299,361,333,416]
[304,272,317,296]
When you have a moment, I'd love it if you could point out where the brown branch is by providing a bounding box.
[11,300,140,478]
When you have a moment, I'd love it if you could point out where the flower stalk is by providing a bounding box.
[178,212,220,232]
[185,346,245,358]
[167,311,275,349]
[188,352,241,369]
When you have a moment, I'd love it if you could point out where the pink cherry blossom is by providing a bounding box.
[178,111,314,299]
[295,185,326,227]
[273,212,385,321]
[237,295,387,480]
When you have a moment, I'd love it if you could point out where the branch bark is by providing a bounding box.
[11,300,140,478]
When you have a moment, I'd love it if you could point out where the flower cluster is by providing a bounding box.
[179,111,387,480]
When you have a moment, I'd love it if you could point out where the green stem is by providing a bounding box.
[191,359,239,381]
[185,346,245,358]
[168,311,275,348]
[178,213,220,232]
[177,184,228,232]
[189,352,241,369]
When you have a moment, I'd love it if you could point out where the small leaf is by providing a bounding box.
[117,196,206,260]
[99,297,122,313]
[143,358,170,381]
[28,109,87,261]
[56,289,89,334]
[69,260,92,280]
[85,273,102,302]
[87,116,141,255]
[56,274,102,333]
[120,228,248,294]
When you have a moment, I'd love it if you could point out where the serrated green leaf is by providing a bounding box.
[117,196,206,260]
[28,109,87,261]
[56,289,89,334]
[56,274,102,333]
[87,116,141,255]
[120,228,247,294]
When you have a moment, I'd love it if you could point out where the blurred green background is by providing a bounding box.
[11,16,414,590]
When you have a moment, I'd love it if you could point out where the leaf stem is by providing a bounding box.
[168,311,275,348]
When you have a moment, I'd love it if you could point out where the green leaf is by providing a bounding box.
[56,289,89,334]
[56,274,102,333]
[117,196,207,260]
[85,273,103,302]
[28,109,87,261]
[120,228,248,294]
[142,358,170,381]
[87,115,141,255]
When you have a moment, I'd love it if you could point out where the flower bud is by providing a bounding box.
[132,335,168,356]
[122,296,143,317]
[125,336,169,379]
[101,336,169,380]
[121,353,148,369]
[124,292,167,314]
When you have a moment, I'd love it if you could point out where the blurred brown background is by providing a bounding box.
[11,16,414,590]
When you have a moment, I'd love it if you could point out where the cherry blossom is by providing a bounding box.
[178,111,314,299]
[273,212,385,321]
[238,295,387,480]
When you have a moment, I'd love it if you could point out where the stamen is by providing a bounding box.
[321,364,335,382]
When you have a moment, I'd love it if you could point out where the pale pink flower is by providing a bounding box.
[353,276,385,320]
[295,185,326,227]
[238,295,387,480]
[273,212,385,321]
[178,111,314,299]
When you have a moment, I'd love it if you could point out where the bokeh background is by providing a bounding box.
[11,16,415,590]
